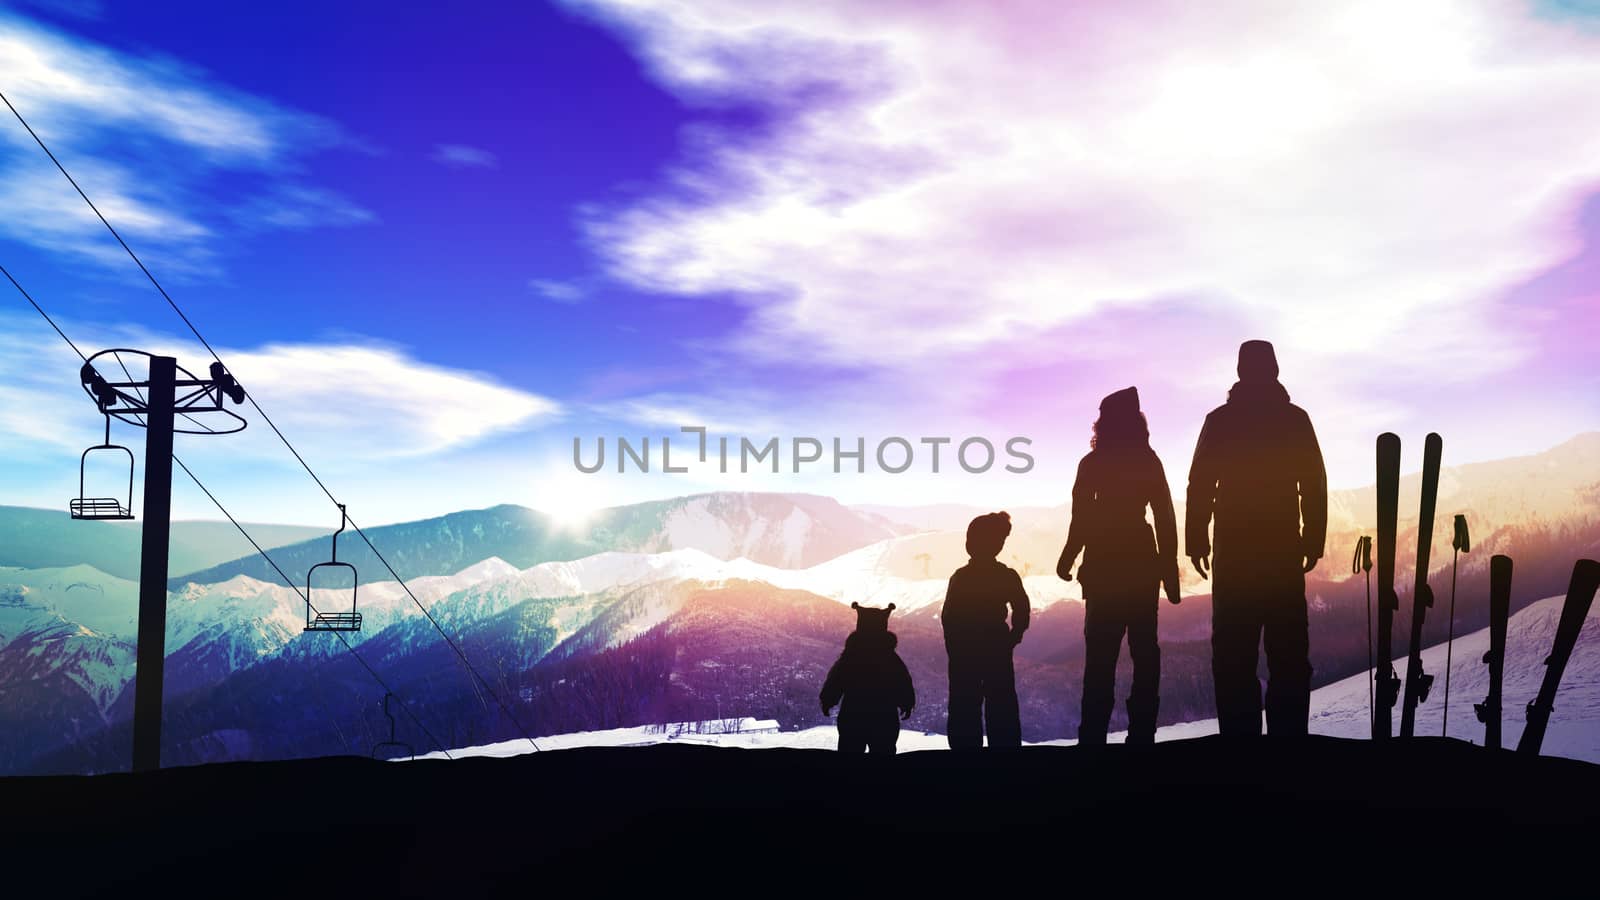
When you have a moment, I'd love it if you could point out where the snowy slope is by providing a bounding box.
[1301,591,1599,760]
[414,721,959,760]
[424,591,1600,764]
[1137,591,1600,762]
[0,569,138,715]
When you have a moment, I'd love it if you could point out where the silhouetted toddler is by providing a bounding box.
[820,602,916,754]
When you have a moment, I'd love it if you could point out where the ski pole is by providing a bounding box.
[1354,535,1373,735]
[1442,515,1469,736]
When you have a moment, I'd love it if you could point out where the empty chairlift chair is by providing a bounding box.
[306,504,362,632]
[71,413,134,520]
[370,693,414,761]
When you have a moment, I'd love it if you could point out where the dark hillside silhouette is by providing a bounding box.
[5,739,1598,893]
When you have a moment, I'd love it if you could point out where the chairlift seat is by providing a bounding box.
[73,435,134,521]
[305,539,361,632]
[306,610,363,632]
[371,693,411,759]
[306,560,361,632]
[70,497,133,520]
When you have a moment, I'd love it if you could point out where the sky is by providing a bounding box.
[0,0,1598,527]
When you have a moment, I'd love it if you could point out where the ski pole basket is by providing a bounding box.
[71,413,134,520]
[306,503,362,632]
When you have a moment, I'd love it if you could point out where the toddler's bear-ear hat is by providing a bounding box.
[851,601,895,631]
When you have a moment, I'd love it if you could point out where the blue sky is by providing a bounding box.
[0,0,759,523]
[3,0,1599,526]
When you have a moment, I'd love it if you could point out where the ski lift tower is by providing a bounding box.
[76,350,247,772]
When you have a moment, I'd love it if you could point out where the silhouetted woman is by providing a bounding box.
[1056,387,1180,745]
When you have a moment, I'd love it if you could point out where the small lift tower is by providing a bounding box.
[74,350,246,772]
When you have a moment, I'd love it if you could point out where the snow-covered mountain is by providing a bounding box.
[0,567,139,713]
[174,492,909,588]
[427,588,1600,766]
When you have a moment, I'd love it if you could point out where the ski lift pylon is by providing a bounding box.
[70,413,134,520]
[305,503,362,632]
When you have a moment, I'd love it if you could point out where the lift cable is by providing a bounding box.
[173,454,452,759]
[1,261,86,361]
[4,90,336,498]
[347,510,539,749]
[1,259,450,760]
[3,90,539,753]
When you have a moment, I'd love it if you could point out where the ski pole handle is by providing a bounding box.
[1453,515,1470,554]
[1352,535,1371,574]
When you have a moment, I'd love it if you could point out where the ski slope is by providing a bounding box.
[425,591,1599,763]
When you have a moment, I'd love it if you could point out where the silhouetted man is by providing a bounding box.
[941,512,1029,749]
[1186,340,1327,736]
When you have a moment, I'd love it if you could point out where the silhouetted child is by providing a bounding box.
[820,602,916,754]
[942,511,1030,749]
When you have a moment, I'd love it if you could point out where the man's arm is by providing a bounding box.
[1186,414,1219,577]
[1297,409,1329,570]
[893,653,916,717]
[1150,453,1182,603]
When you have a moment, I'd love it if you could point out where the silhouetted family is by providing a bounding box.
[822,340,1328,752]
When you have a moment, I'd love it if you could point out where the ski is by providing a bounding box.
[1517,558,1600,756]
[1373,432,1401,740]
[1441,514,1469,735]
[1400,432,1442,738]
[1474,554,1512,750]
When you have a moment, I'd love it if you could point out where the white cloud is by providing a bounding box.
[528,278,586,303]
[569,0,1600,382]
[0,14,291,160]
[229,186,375,231]
[0,315,561,465]
[0,12,357,271]
[432,144,499,169]
[0,134,217,270]
[590,392,782,436]
[220,342,559,458]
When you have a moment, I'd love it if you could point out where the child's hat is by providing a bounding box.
[851,601,894,631]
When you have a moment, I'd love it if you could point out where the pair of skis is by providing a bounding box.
[1478,555,1600,754]
[1370,432,1433,739]
[1369,433,1472,739]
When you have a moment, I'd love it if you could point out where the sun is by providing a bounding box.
[531,469,609,534]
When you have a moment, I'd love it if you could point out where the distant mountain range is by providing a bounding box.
[2,433,1596,774]
[0,506,328,582]
[171,492,908,588]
